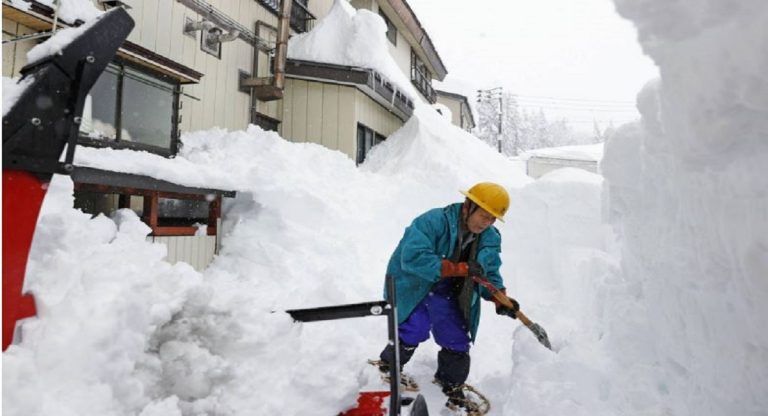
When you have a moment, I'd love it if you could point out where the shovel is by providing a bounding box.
[470,275,553,350]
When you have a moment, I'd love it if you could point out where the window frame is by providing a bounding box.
[356,123,386,165]
[78,59,181,157]
[201,26,223,59]
[410,49,436,103]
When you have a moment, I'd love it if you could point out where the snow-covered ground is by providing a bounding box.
[4,0,767,415]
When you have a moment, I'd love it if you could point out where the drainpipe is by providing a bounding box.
[273,0,293,92]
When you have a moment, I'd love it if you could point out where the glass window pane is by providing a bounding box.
[81,65,118,139]
[356,124,366,164]
[121,68,174,149]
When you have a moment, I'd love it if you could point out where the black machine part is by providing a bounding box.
[287,276,428,416]
[2,8,135,176]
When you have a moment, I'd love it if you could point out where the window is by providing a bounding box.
[158,197,210,227]
[356,124,386,165]
[252,112,280,132]
[379,10,397,45]
[255,0,315,33]
[80,62,179,155]
[410,50,436,103]
[201,27,222,58]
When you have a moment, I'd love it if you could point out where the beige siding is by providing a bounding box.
[120,0,269,133]
[151,235,217,272]
[355,90,401,137]
[337,86,357,157]
[2,19,19,78]
[2,19,36,78]
[282,79,394,160]
[291,79,309,141]
[321,83,340,149]
[436,95,464,128]
[306,82,324,143]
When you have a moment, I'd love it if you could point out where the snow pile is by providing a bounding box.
[287,0,419,102]
[26,9,104,65]
[3,179,207,416]
[601,0,768,414]
[5,110,539,415]
[35,0,102,24]
[363,106,530,192]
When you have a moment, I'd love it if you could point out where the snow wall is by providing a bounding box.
[602,0,768,414]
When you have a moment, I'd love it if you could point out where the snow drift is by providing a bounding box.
[602,0,768,414]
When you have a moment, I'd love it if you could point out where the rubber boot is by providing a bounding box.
[378,342,417,370]
[435,348,470,388]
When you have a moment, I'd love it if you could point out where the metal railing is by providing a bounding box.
[256,0,315,33]
[411,67,436,103]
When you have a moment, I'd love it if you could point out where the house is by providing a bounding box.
[2,0,446,269]
[435,89,475,132]
[525,143,603,179]
[276,0,447,164]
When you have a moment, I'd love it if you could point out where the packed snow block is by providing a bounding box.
[2,8,134,175]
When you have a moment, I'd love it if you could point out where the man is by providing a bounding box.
[376,182,520,413]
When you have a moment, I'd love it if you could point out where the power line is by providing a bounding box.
[515,105,638,113]
[509,94,636,105]
[515,101,636,110]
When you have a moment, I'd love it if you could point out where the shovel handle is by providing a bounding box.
[472,275,534,327]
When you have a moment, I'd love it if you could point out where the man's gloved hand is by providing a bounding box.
[467,260,484,278]
[494,295,520,319]
[440,259,468,277]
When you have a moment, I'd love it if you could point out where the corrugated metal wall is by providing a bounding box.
[354,89,402,136]
[151,235,217,272]
[280,78,403,160]
[281,78,357,156]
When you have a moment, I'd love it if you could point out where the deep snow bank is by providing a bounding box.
[603,0,768,413]
[4,107,533,415]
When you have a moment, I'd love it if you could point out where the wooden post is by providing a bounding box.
[142,192,159,234]
[208,195,222,236]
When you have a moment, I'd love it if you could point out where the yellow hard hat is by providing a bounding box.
[460,182,510,222]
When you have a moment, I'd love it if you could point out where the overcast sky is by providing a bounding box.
[408,0,659,131]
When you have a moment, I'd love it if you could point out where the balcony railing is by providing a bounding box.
[256,0,316,33]
[410,67,436,103]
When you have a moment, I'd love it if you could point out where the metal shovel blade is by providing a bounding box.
[527,322,552,350]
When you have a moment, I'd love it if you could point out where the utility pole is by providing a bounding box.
[477,87,504,153]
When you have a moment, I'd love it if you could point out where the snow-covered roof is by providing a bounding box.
[525,143,604,162]
[287,0,425,104]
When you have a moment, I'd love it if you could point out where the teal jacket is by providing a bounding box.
[385,203,505,341]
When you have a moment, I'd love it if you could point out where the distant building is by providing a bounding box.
[435,89,475,132]
[525,144,603,179]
